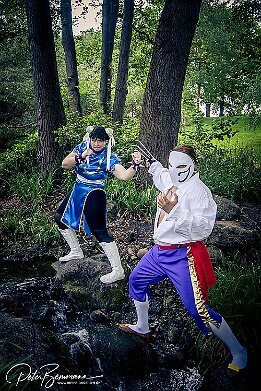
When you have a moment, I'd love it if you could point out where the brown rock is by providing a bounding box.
[137,248,149,259]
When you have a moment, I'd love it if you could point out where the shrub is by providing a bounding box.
[106,176,157,219]
[1,203,59,246]
[198,145,261,202]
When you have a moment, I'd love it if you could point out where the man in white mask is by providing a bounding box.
[119,145,247,377]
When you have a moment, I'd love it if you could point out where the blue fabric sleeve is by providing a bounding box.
[73,142,88,154]
[110,153,121,171]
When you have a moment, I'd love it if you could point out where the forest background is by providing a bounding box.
[0,0,260,387]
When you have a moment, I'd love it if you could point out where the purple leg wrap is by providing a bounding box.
[129,245,222,336]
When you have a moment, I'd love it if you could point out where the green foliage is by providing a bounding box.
[179,115,261,202]
[0,0,35,150]
[180,115,239,151]
[195,251,261,370]
[55,111,139,163]
[68,30,103,114]
[8,169,55,203]
[61,170,76,194]
[186,0,261,117]
[202,115,261,149]
[129,2,160,86]
[106,177,157,220]
[198,145,261,202]
[210,254,261,350]
[0,133,38,170]
[1,162,59,246]
[1,202,59,246]
[0,133,38,195]
[75,29,102,68]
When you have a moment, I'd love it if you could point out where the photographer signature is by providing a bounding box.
[6,363,103,388]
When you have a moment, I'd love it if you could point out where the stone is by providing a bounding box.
[91,327,159,381]
[208,221,259,249]
[167,325,181,344]
[137,248,149,259]
[90,309,109,323]
[52,256,127,311]
[125,367,203,391]
[112,311,122,323]
[214,195,241,221]
[0,313,75,391]
[158,344,185,369]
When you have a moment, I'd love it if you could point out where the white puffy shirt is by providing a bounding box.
[148,161,217,245]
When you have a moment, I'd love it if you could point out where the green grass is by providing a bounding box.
[179,115,261,202]
[203,116,261,150]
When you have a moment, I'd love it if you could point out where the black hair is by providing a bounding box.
[89,126,109,141]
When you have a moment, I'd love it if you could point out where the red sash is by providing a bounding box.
[158,241,216,302]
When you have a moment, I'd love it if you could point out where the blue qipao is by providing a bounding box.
[61,142,121,236]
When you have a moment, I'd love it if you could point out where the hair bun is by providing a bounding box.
[105,128,113,137]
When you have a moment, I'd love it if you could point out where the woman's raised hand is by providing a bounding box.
[131,151,142,164]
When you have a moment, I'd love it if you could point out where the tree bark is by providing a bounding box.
[112,0,134,124]
[25,0,66,176]
[206,103,211,117]
[139,0,203,167]
[219,98,224,117]
[100,0,119,114]
[61,0,82,113]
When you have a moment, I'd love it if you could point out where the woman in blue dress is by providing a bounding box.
[55,126,141,284]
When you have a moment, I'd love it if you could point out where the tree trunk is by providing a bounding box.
[25,0,66,176]
[61,0,82,113]
[219,99,224,117]
[139,0,203,167]
[206,103,211,117]
[100,0,119,114]
[112,0,134,124]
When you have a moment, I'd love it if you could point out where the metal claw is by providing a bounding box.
[132,144,151,160]
[132,140,157,161]
[135,140,157,160]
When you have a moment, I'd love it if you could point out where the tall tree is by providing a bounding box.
[112,0,134,124]
[25,0,66,175]
[100,0,119,114]
[186,0,261,118]
[61,0,82,113]
[139,0,202,166]
[0,0,33,144]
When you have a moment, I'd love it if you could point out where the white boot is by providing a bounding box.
[119,298,153,340]
[58,228,84,262]
[99,241,125,284]
[209,318,247,373]
[128,299,150,334]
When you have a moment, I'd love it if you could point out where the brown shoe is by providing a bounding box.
[227,363,247,378]
[118,324,153,341]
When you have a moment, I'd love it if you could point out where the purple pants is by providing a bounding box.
[129,245,222,336]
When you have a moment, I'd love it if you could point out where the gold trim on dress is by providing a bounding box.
[83,154,106,174]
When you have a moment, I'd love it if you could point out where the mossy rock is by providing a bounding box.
[52,257,129,312]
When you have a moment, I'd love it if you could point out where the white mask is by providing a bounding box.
[169,151,195,187]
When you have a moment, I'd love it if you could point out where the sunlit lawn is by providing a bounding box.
[203,116,261,150]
